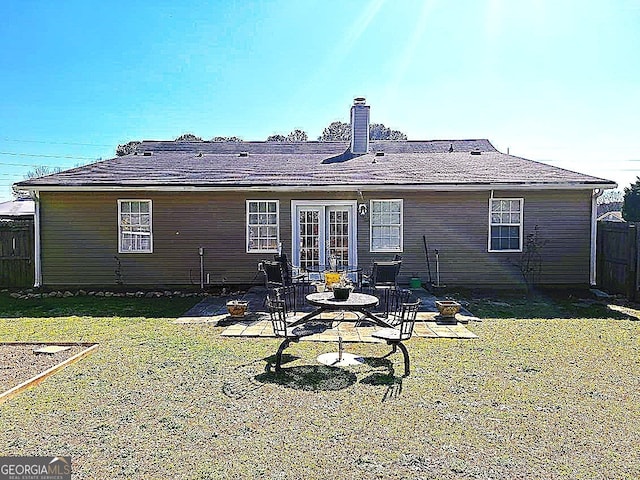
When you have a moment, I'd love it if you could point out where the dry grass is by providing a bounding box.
[0,294,638,479]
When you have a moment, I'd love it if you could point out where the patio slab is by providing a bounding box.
[176,286,480,324]
[218,311,477,342]
[176,286,478,340]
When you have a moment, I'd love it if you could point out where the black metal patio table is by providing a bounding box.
[288,292,394,329]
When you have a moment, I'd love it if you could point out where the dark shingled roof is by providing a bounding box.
[16,139,615,189]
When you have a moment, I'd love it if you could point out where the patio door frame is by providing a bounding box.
[290,200,358,272]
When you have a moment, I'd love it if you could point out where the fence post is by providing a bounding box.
[628,223,638,300]
[635,224,640,301]
[596,222,603,288]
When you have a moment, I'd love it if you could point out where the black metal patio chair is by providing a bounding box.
[371,299,421,376]
[261,260,297,313]
[267,297,318,373]
[388,288,412,326]
[274,253,312,301]
[364,260,402,317]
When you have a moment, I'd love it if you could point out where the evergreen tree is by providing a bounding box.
[286,129,308,142]
[622,177,640,221]
[266,134,286,142]
[116,140,141,156]
[317,121,351,141]
[211,136,243,142]
[175,133,203,142]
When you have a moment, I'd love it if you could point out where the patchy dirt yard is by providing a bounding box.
[0,344,91,393]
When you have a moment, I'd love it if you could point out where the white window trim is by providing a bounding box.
[369,198,403,253]
[488,197,524,253]
[246,200,280,254]
[118,199,153,254]
[290,200,358,268]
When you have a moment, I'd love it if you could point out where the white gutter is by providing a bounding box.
[30,190,42,288]
[590,188,605,286]
[18,182,618,193]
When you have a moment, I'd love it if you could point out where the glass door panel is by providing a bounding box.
[293,202,356,274]
[298,208,321,270]
[327,207,350,269]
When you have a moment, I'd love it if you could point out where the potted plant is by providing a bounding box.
[435,299,460,320]
[226,299,249,317]
[324,271,341,289]
[332,273,353,301]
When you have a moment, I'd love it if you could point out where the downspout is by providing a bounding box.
[590,188,604,286]
[30,190,42,287]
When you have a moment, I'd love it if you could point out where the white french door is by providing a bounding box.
[291,201,357,271]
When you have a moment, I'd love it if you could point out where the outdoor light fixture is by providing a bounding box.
[357,190,368,216]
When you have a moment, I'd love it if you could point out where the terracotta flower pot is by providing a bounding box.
[435,300,460,319]
[226,300,249,317]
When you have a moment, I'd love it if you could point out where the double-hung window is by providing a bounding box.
[246,200,279,253]
[118,200,153,253]
[489,198,523,252]
[370,199,403,252]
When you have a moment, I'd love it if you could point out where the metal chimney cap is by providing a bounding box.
[353,97,366,105]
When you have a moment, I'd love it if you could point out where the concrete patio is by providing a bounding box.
[175,286,479,341]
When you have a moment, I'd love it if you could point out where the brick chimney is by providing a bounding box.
[350,97,370,154]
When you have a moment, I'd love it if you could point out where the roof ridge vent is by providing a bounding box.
[238,151,249,157]
[470,150,482,155]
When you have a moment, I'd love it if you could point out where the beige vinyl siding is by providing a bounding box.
[357,190,592,287]
[38,189,592,288]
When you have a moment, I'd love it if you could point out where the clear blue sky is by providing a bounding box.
[1,0,639,201]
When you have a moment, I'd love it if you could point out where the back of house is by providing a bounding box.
[15,99,616,290]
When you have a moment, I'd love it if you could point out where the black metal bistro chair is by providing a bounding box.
[261,260,297,313]
[274,253,304,284]
[274,253,311,301]
[267,297,318,373]
[371,299,421,376]
[388,288,412,326]
[365,260,402,317]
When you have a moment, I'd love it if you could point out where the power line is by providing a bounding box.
[1,137,113,147]
[0,151,97,160]
[0,161,61,168]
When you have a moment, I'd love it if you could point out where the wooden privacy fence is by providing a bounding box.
[0,218,34,288]
[596,222,639,301]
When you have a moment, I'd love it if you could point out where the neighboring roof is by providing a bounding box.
[0,199,35,217]
[16,139,616,190]
[597,211,624,222]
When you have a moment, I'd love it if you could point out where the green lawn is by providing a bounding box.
[0,292,639,479]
